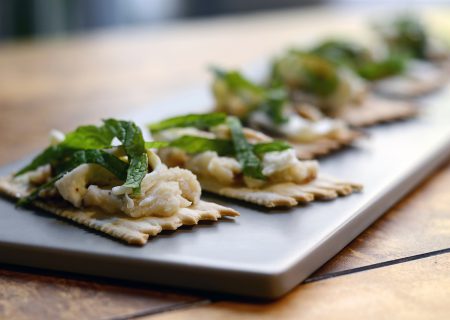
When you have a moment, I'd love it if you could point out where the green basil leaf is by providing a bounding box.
[17,174,65,207]
[167,135,291,158]
[379,14,427,59]
[262,88,289,125]
[148,113,227,133]
[144,141,170,149]
[121,153,148,194]
[18,149,129,206]
[103,119,146,156]
[169,135,234,156]
[253,141,292,155]
[227,117,265,180]
[15,145,72,177]
[311,39,372,68]
[272,51,340,97]
[55,149,128,180]
[309,39,406,81]
[62,125,114,150]
[357,54,407,80]
[212,67,265,95]
[103,119,148,194]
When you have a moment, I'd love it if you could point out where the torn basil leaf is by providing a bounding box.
[144,141,170,149]
[357,54,407,80]
[17,174,65,207]
[227,117,265,180]
[16,119,157,205]
[271,51,340,97]
[168,135,292,158]
[55,149,128,180]
[103,119,148,194]
[310,39,372,69]
[148,113,227,133]
[170,135,234,156]
[15,145,72,177]
[212,67,265,96]
[261,88,289,125]
[378,14,427,59]
[310,39,407,81]
[18,149,129,206]
[253,141,292,155]
[62,125,115,150]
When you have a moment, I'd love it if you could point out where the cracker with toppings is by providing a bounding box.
[271,47,419,127]
[0,119,238,245]
[149,113,362,208]
[372,62,448,98]
[372,14,450,98]
[335,95,418,127]
[211,68,361,158]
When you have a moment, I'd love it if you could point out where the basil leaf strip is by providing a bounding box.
[17,174,65,207]
[62,125,115,149]
[15,145,72,177]
[54,149,128,179]
[227,117,265,180]
[144,141,170,149]
[18,149,129,206]
[262,88,289,125]
[148,113,227,133]
[103,119,148,194]
[212,67,265,95]
[252,141,292,155]
[169,135,234,156]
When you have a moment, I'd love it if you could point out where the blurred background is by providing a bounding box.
[0,0,449,165]
[0,0,448,41]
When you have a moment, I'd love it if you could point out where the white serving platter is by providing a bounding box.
[1,78,450,299]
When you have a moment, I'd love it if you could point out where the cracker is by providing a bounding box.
[337,95,418,127]
[246,118,362,159]
[0,176,239,246]
[199,176,362,208]
[290,130,362,160]
[373,68,448,98]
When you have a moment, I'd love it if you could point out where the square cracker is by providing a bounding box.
[291,130,362,160]
[373,67,448,99]
[0,176,239,246]
[243,126,362,160]
[337,95,418,127]
[199,175,362,208]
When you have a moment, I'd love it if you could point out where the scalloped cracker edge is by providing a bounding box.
[337,96,418,127]
[291,130,362,160]
[0,176,239,246]
[200,175,362,208]
[244,125,362,160]
[373,68,448,99]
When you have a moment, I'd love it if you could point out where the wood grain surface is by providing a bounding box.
[311,160,450,278]
[147,252,450,320]
[0,267,203,320]
[1,6,450,320]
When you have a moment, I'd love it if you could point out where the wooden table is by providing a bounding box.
[1,6,450,320]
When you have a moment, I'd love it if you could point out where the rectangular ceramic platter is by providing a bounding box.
[1,81,450,299]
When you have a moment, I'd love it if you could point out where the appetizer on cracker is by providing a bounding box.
[271,49,417,126]
[0,119,238,245]
[372,14,450,98]
[212,68,360,159]
[149,113,362,208]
